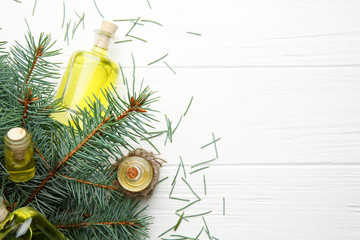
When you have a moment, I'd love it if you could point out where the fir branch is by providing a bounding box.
[25,94,150,205]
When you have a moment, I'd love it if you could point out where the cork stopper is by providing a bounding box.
[7,127,26,141]
[95,20,118,50]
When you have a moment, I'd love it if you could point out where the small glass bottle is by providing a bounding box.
[4,127,35,182]
[52,20,120,125]
[117,156,154,192]
[0,197,67,239]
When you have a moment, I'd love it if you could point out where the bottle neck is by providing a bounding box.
[94,32,112,52]
[91,45,109,56]
[0,198,8,223]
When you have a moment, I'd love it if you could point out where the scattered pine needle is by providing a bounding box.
[157,176,168,184]
[172,163,181,185]
[93,0,104,19]
[146,0,152,10]
[61,1,65,28]
[176,199,201,212]
[127,34,147,42]
[185,210,212,219]
[147,53,168,66]
[184,96,194,116]
[191,158,216,169]
[174,212,184,231]
[125,17,140,36]
[158,225,175,238]
[182,177,201,200]
[179,156,186,178]
[190,166,210,175]
[203,174,207,196]
[114,39,133,44]
[186,31,202,36]
[141,19,163,27]
[164,61,176,75]
[32,0,37,16]
[223,197,226,216]
[201,136,221,150]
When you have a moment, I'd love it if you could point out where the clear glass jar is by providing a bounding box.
[4,127,35,182]
[117,156,153,192]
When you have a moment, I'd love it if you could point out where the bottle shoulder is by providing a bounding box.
[70,49,119,69]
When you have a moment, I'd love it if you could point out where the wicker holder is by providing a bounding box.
[112,148,166,199]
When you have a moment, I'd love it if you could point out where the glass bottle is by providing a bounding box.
[0,197,67,240]
[4,127,35,182]
[52,20,120,125]
[117,156,154,192]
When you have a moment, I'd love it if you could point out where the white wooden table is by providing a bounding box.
[2,0,360,239]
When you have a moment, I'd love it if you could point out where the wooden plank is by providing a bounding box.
[148,165,360,239]
[124,67,360,164]
[1,1,360,66]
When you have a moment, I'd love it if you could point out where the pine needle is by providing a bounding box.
[125,17,140,36]
[32,0,37,16]
[185,210,212,219]
[179,156,186,178]
[141,19,163,27]
[163,61,176,75]
[169,197,190,202]
[190,166,210,175]
[176,213,189,222]
[158,225,175,238]
[171,163,181,185]
[202,217,211,239]
[114,39,133,44]
[146,0,152,9]
[93,0,104,19]
[61,1,65,28]
[176,199,200,212]
[191,158,216,169]
[194,227,204,239]
[184,96,194,117]
[173,212,184,231]
[223,197,225,216]
[203,174,207,196]
[72,14,85,39]
[212,132,219,159]
[169,180,176,197]
[200,136,221,150]
[127,35,147,42]
[157,176,168,184]
[182,177,201,200]
[186,31,202,36]
[147,53,168,66]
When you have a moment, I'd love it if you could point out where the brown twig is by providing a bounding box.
[56,221,138,229]
[61,175,118,190]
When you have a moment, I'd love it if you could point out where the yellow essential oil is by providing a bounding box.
[52,21,120,125]
[117,156,153,192]
[4,127,35,183]
[0,199,66,240]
